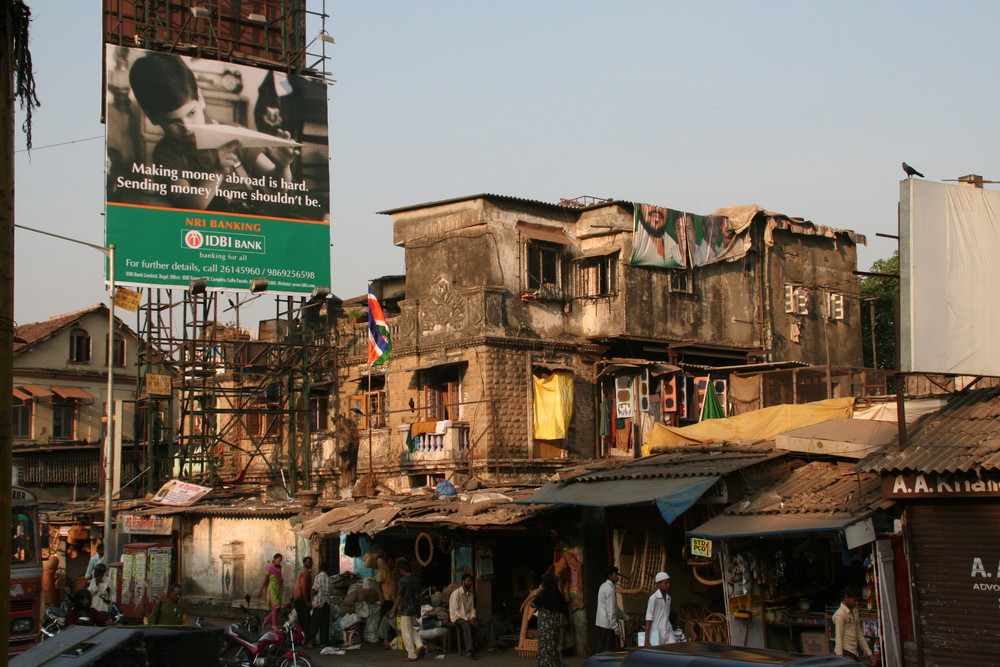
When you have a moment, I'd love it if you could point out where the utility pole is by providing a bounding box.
[1,2,40,663]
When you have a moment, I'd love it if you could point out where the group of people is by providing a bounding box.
[63,541,186,628]
[258,553,333,647]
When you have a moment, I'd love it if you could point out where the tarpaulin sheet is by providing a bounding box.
[631,204,751,269]
[686,512,868,539]
[515,475,720,524]
[642,397,855,455]
[533,370,574,440]
[900,179,1000,376]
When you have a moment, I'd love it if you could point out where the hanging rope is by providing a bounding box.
[7,0,41,149]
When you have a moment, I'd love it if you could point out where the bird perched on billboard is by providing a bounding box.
[902,162,924,178]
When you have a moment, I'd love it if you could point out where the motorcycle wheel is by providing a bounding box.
[219,644,247,666]
[278,657,313,667]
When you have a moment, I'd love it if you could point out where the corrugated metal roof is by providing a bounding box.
[858,387,1000,474]
[566,445,783,483]
[378,193,582,216]
[729,461,891,515]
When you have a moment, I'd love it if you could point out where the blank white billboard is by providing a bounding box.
[900,179,1000,376]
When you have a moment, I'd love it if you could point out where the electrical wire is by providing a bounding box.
[14,134,102,154]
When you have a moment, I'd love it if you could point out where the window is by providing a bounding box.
[350,375,386,429]
[526,241,564,292]
[69,329,91,363]
[420,365,463,421]
[827,292,845,320]
[310,392,330,431]
[52,402,76,439]
[670,270,695,294]
[106,334,126,367]
[12,399,30,438]
[784,284,810,315]
[575,251,619,297]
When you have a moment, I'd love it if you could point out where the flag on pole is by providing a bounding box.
[367,287,392,366]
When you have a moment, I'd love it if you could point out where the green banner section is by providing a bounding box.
[106,204,329,293]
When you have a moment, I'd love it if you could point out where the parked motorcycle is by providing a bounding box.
[41,600,73,638]
[42,594,123,637]
[217,604,311,667]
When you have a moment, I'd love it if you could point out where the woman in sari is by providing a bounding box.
[532,572,569,667]
[258,553,284,629]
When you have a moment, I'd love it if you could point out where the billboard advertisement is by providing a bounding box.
[104,45,330,294]
[900,179,1000,376]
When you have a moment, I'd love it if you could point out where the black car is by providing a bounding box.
[584,642,864,667]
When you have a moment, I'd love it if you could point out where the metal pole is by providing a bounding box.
[104,245,116,560]
[0,5,16,657]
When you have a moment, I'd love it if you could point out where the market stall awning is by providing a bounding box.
[686,512,869,539]
[515,475,720,523]
[51,386,97,400]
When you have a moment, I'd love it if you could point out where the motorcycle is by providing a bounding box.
[41,595,123,637]
[41,600,73,638]
[217,604,312,667]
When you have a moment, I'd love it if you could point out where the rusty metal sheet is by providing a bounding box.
[908,503,1000,667]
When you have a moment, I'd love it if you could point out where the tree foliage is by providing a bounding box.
[859,251,899,369]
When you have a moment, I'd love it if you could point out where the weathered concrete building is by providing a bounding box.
[327,194,867,494]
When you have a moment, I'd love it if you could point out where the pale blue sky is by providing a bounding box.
[13,1,1000,327]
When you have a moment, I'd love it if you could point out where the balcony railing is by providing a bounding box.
[399,421,470,461]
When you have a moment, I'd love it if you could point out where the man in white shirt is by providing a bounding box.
[595,566,627,653]
[449,574,479,659]
[643,571,673,646]
[833,585,875,665]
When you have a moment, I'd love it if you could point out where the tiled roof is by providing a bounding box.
[857,386,1000,474]
[14,305,105,353]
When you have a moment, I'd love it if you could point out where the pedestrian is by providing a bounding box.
[258,553,284,630]
[595,566,627,653]
[532,572,569,667]
[293,556,314,632]
[643,572,673,646]
[85,542,105,580]
[389,559,425,662]
[88,564,112,613]
[147,583,185,625]
[833,585,876,665]
[449,573,479,659]
[376,554,399,617]
[306,561,332,648]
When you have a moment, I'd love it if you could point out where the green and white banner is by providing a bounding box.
[104,45,330,293]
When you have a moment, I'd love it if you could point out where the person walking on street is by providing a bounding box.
[449,573,479,659]
[306,561,332,648]
[833,585,876,665]
[532,572,569,667]
[643,572,673,646]
[258,553,284,630]
[595,566,627,653]
[389,559,425,662]
[147,584,185,625]
[293,556,314,632]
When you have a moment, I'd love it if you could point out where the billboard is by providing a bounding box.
[900,179,1000,376]
[104,45,330,294]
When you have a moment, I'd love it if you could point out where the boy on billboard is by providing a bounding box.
[128,52,298,213]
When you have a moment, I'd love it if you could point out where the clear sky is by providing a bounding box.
[12,1,1000,329]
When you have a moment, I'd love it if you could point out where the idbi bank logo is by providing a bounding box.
[182,229,266,254]
[184,230,204,248]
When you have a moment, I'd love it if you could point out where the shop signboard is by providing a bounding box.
[104,45,330,295]
[690,536,713,558]
[151,479,212,506]
[121,514,174,535]
[883,470,1000,498]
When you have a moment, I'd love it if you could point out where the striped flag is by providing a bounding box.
[367,287,392,366]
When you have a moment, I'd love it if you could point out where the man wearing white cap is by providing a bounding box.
[643,571,674,646]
